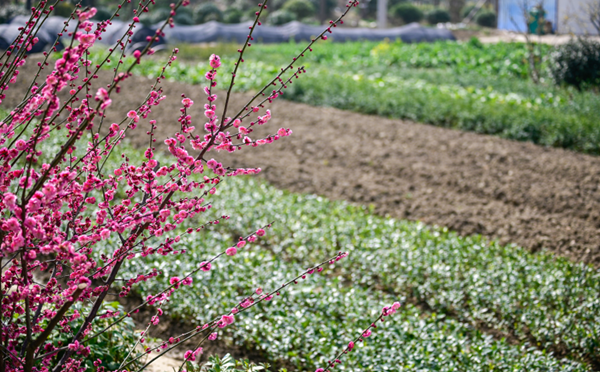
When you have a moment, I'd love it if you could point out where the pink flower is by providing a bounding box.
[237,241,246,248]
[15,139,27,150]
[362,329,372,338]
[240,298,253,308]
[78,277,91,288]
[170,277,180,285]
[77,33,96,48]
[100,229,110,240]
[316,369,325,372]
[199,261,211,271]
[78,7,97,21]
[209,54,221,68]
[256,229,265,236]
[206,159,218,169]
[96,87,109,103]
[3,218,20,232]
[208,332,218,340]
[184,350,195,361]
[182,277,193,286]
[182,98,194,108]
[3,193,17,211]
[46,75,58,85]
[225,247,237,256]
[348,341,354,350]
[278,128,292,137]
[127,110,139,123]
[222,314,234,325]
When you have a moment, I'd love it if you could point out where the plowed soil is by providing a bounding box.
[10,60,600,267]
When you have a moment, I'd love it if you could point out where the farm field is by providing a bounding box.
[19,55,598,267]
[94,40,600,154]
[31,135,596,371]
[7,40,600,371]
[120,173,600,371]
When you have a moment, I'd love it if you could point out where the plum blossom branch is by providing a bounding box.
[0,0,363,368]
[228,0,359,124]
[314,301,401,372]
[220,0,270,121]
[77,223,274,348]
[123,251,350,372]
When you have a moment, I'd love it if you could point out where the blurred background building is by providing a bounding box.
[498,0,600,35]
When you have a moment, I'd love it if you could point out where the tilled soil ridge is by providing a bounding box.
[9,61,600,266]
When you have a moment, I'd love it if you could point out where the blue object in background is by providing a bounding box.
[498,0,557,33]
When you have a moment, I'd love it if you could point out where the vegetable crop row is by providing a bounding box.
[92,41,600,155]
[109,165,597,370]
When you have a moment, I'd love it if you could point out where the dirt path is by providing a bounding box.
[9,61,600,267]
[452,29,600,44]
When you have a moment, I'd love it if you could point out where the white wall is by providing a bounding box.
[557,0,600,35]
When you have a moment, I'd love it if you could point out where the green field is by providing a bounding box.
[94,39,600,155]
[80,39,600,370]
[7,119,600,370]
[75,139,595,371]
[117,171,599,371]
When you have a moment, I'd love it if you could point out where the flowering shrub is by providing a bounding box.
[0,0,402,371]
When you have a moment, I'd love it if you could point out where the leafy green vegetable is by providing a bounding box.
[110,166,597,370]
[89,39,600,155]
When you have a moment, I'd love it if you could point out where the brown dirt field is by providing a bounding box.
[9,59,600,267]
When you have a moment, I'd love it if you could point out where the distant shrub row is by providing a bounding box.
[0,1,498,28]
[389,3,496,27]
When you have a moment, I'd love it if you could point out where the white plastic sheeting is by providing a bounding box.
[161,21,456,43]
[0,16,455,53]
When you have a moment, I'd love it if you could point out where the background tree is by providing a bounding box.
[587,0,600,34]
[449,0,465,22]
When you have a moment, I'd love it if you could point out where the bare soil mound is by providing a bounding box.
[9,61,600,267]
